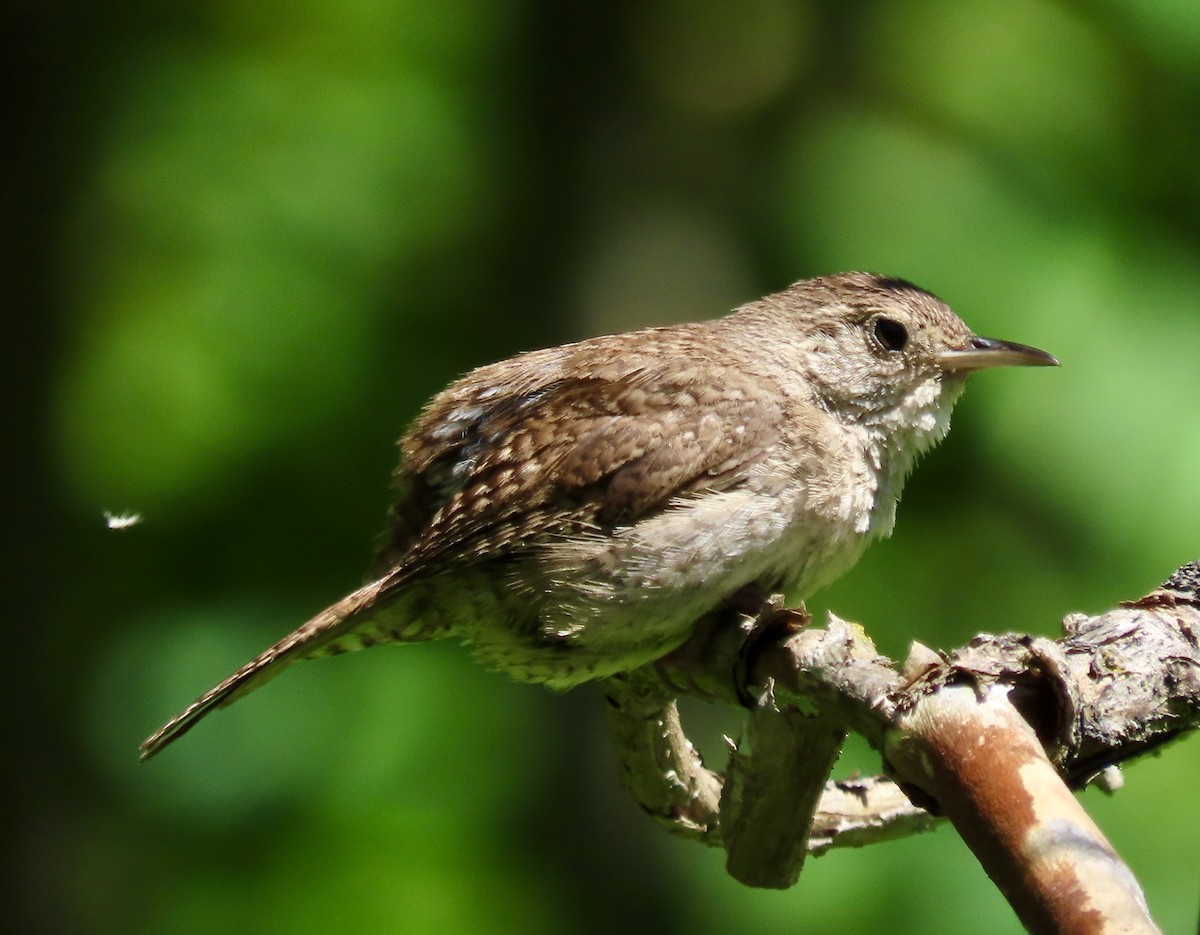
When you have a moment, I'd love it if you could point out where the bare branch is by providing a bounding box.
[721,690,844,888]
[888,683,1159,934]
[600,670,723,844]
[807,776,938,853]
[602,560,1200,929]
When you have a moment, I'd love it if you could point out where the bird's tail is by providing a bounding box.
[140,573,406,760]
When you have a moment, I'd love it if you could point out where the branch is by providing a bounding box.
[887,681,1158,933]
[720,687,844,887]
[601,670,722,844]
[603,561,1200,931]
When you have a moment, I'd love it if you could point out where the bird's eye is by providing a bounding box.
[871,317,909,353]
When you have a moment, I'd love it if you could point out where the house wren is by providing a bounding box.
[140,272,1057,759]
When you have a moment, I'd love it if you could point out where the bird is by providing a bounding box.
[140,272,1057,759]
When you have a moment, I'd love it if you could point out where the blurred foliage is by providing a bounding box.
[8,0,1200,933]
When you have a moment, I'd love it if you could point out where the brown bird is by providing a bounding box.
[140,272,1057,759]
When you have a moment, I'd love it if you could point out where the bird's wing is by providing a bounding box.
[379,345,785,575]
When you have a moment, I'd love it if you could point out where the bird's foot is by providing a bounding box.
[654,587,812,706]
[732,591,812,708]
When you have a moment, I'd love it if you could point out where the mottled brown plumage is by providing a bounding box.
[141,272,1056,759]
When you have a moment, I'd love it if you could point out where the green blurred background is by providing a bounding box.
[9,0,1200,932]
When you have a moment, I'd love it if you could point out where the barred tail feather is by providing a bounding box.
[140,575,399,760]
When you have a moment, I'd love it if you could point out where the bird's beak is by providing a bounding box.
[937,336,1059,372]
